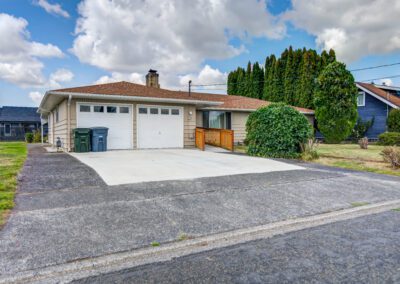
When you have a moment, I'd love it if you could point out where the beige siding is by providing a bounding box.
[67,99,196,150]
[231,111,249,144]
[49,99,70,149]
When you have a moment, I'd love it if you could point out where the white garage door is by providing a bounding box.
[137,105,184,149]
[77,103,133,150]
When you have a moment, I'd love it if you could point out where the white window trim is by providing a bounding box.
[357,91,365,107]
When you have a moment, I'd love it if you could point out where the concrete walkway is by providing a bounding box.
[1,145,400,279]
[70,149,303,185]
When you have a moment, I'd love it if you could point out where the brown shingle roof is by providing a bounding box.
[52,81,314,113]
[357,82,400,107]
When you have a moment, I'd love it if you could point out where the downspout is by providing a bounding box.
[67,95,72,152]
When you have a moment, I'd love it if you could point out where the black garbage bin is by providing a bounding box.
[73,128,91,152]
[90,127,109,152]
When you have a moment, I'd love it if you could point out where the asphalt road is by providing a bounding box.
[1,145,400,278]
[75,210,400,283]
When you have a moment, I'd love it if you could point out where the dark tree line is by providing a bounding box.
[227,47,336,109]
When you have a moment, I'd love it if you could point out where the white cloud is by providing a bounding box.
[285,0,400,62]
[49,68,74,88]
[35,0,70,18]
[179,65,228,92]
[0,13,64,87]
[94,72,144,85]
[72,0,284,86]
[29,91,44,104]
[379,78,393,86]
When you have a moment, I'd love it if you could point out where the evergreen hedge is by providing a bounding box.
[378,132,400,146]
[245,103,313,158]
[387,109,400,132]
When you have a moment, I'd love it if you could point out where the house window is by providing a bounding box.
[357,91,365,106]
[161,108,169,115]
[4,124,11,136]
[119,106,129,113]
[150,108,159,114]
[107,106,117,113]
[203,111,231,129]
[139,107,147,114]
[80,105,91,112]
[94,106,104,113]
[55,106,59,123]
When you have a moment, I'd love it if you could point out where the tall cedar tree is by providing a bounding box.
[263,55,276,101]
[252,62,264,99]
[314,62,358,143]
[227,47,338,109]
[284,46,296,105]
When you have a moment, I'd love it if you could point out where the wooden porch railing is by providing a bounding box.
[195,127,234,151]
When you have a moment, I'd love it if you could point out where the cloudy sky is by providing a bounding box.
[1,0,400,107]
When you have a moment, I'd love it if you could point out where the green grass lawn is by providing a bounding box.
[316,144,400,177]
[0,142,27,226]
[234,143,400,177]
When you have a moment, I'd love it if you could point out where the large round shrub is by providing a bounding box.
[245,103,313,158]
[387,109,400,132]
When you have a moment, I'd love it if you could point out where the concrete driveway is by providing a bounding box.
[70,149,303,185]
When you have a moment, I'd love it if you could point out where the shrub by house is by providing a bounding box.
[245,103,313,158]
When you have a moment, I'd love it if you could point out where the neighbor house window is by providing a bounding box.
[119,106,129,113]
[357,91,365,106]
[107,106,117,113]
[94,106,104,112]
[202,111,231,129]
[4,124,11,136]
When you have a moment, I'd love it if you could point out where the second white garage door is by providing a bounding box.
[137,105,184,149]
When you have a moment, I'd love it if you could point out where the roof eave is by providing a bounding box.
[45,91,222,108]
[357,83,399,109]
[199,106,314,114]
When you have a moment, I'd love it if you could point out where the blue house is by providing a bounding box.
[356,82,400,139]
[0,106,43,141]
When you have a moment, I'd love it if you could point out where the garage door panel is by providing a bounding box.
[137,105,183,149]
[77,103,133,150]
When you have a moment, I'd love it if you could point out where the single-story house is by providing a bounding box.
[0,106,43,141]
[356,82,400,138]
[38,70,314,151]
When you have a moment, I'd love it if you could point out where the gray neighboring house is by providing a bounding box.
[0,106,43,141]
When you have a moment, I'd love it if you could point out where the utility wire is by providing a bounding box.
[350,62,400,72]
[360,74,400,82]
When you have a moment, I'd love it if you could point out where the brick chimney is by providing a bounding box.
[145,69,160,88]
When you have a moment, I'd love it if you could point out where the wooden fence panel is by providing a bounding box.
[195,128,205,151]
[220,129,234,151]
[204,129,221,146]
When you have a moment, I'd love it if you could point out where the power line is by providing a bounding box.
[360,74,400,82]
[350,62,400,72]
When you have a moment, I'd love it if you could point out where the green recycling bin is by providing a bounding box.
[73,128,91,152]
